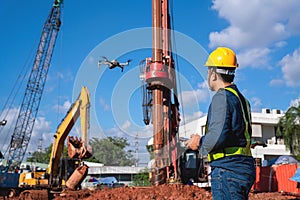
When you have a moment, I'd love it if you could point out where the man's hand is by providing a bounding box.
[185,134,201,150]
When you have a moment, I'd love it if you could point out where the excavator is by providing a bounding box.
[18,86,92,195]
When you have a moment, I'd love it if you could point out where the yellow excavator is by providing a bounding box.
[18,86,92,193]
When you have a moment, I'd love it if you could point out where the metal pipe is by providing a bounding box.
[152,0,164,155]
[151,0,166,185]
[152,0,162,62]
[153,89,163,152]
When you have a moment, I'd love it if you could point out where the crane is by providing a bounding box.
[141,0,180,185]
[2,0,63,172]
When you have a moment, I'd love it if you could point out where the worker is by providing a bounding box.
[185,47,256,200]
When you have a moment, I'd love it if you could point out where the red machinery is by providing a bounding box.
[141,0,180,185]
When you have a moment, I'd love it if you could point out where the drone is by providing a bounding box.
[98,56,132,72]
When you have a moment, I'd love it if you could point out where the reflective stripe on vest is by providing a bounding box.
[207,87,252,162]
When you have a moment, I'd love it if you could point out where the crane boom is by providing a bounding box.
[4,0,63,172]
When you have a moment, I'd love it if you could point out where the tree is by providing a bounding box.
[146,144,154,160]
[27,144,68,163]
[27,145,51,163]
[132,168,151,186]
[27,136,135,166]
[88,136,135,166]
[277,103,300,159]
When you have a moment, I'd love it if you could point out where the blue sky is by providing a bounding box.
[0,0,299,166]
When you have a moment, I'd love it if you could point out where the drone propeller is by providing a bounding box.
[101,56,109,61]
[97,60,104,68]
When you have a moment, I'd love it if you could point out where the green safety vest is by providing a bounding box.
[207,87,252,162]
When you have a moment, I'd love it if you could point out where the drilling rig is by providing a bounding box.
[141,0,180,185]
[0,0,63,196]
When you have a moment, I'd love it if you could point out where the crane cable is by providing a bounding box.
[169,0,187,136]
[0,39,37,154]
[56,5,64,125]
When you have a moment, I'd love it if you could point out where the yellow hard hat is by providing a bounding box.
[205,47,238,68]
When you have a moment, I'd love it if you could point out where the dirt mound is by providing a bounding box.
[19,190,48,200]
[51,184,300,200]
[54,184,211,200]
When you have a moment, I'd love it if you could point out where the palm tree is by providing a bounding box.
[277,102,300,158]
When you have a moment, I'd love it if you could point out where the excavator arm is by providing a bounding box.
[47,86,92,178]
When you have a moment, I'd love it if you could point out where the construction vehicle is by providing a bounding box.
[0,0,63,197]
[18,86,92,195]
[140,0,208,185]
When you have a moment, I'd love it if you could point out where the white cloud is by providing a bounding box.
[104,127,127,139]
[286,10,300,35]
[0,108,19,153]
[104,123,152,140]
[237,48,271,68]
[28,117,52,153]
[183,111,205,123]
[290,98,300,107]
[0,108,53,157]
[274,41,287,48]
[269,79,284,87]
[31,117,51,137]
[63,71,74,82]
[121,120,131,130]
[250,97,262,112]
[99,98,110,111]
[279,48,300,87]
[209,0,300,69]
[57,72,64,79]
[47,71,74,82]
[62,100,72,111]
[209,26,250,49]
[53,100,72,114]
[179,81,209,106]
[140,125,153,139]
[210,0,299,49]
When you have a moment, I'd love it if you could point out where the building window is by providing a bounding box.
[252,124,262,137]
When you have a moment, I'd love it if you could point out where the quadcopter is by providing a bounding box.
[98,56,132,72]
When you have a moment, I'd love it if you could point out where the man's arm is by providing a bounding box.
[200,91,228,155]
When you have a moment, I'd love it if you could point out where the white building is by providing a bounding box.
[179,108,291,166]
[85,162,146,185]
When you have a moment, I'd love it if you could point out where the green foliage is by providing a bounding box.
[26,136,135,166]
[26,144,68,163]
[132,169,151,186]
[295,154,300,162]
[87,136,135,166]
[86,156,100,163]
[146,145,154,160]
[277,103,300,156]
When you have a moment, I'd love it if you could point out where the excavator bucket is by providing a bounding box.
[66,164,89,190]
[67,136,92,159]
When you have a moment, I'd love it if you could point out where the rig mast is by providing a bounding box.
[142,0,180,185]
